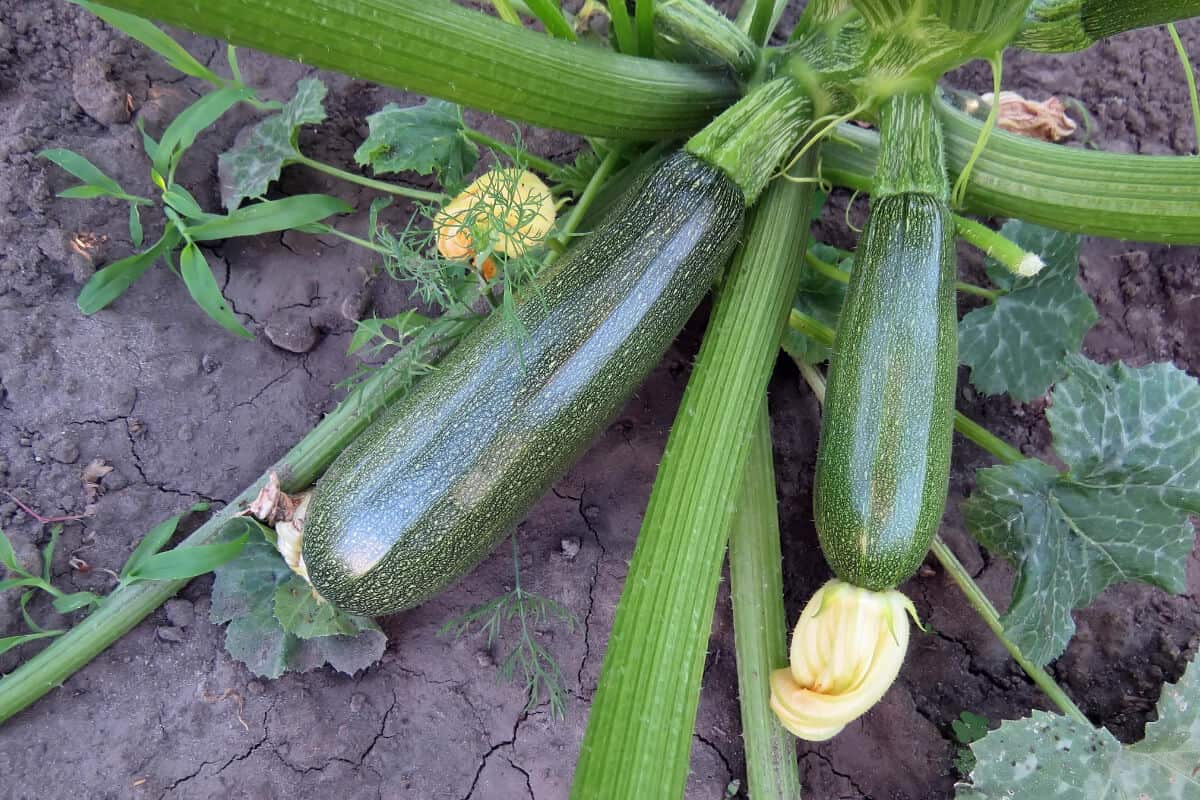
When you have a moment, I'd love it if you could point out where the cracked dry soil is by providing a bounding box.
[1,3,1199,799]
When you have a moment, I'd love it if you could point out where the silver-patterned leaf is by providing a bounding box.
[959,221,1097,402]
[218,78,327,209]
[964,355,1200,665]
[956,656,1200,799]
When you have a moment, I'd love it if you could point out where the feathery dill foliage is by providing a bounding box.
[342,149,558,395]
[439,534,577,719]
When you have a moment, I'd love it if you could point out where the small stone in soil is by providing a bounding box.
[156,625,186,643]
[264,309,320,354]
[165,599,195,628]
[560,537,581,560]
[72,55,130,126]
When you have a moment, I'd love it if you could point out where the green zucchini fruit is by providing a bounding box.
[813,191,957,591]
[302,152,744,616]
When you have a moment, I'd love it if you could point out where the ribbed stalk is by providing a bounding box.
[822,98,1200,243]
[874,91,949,200]
[686,77,814,203]
[1016,0,1200,53]
[571,161,817,800]
[0,318,475,724]
[728,405,803,800]
[655,0,759,77]
[81,0,738,139]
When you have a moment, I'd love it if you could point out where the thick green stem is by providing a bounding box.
[793,357,1089,725]
[655,0,759,77]
[875,91,950,200]
[0,317,476,725]
[929,539,1089,724]
[571,160,817,800]
[728,404,803,800]
[955,216,1044,278]
[87,0,738,140]
[822,98,1200,243]
[687,77,815,203]
[1016,0,1200,53]
[295,155,447,204]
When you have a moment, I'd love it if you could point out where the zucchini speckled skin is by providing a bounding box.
[813,192,957,591]
[303,152,744,616]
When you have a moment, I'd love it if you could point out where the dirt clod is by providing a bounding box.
[71,54,130,125]
[264,308,320,353]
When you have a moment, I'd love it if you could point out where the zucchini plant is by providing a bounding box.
[4,1,1200,798]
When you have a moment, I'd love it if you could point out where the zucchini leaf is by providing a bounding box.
[964,355,1200,665]
[210,529,385,678]
[956,654,1200,799]
[781,242,848,365]
[353,99,478,190]
[959,221,1097,402]
[218,78,328,209]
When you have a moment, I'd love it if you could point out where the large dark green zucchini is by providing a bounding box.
[813,191,957,591]
[303,152,744,616]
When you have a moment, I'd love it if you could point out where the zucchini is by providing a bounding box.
[302,152,744,615]
[813,92,958,591]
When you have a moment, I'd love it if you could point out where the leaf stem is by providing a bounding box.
[294,155,447,203]
[929,538,1090,724]
[462,129,563,178]
[490,0,523,25]
[951,53,1003,208]
[553,148,622,250]
[1168,23,1200,155]
[793,358,1090,726]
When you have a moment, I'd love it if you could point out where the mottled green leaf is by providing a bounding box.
[354,100,477,186]
[957,655,1200,799]
[781,243,849,365]
[273,577,359,639]
[959,221,1097,402]
[211,534,385,677]
[218,78,327,209]
[964,356,1200,665]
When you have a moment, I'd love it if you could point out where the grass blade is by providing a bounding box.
[636,0,655,57]
[125,533,248,582]
[40,149,126,197]
[51,593,101,614]
[187,194,352,241]
[120,504,209,579]
[155,86,256,177]
[69,0,223,85]
[77,230,179,314]
[129,204,144,247]
[0,631,63,657]
[179,243,253,338]
[524,0,576,40]
[606,0,637,54]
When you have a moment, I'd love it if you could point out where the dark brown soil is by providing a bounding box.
[1,3,1197,798]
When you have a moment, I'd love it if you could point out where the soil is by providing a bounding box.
[1,3,1198,799]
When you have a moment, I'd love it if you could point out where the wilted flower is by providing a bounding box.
[770,579,919,741]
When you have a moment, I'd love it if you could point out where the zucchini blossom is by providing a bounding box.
[770,579,919,741]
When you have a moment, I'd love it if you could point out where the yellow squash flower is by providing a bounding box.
[434,169,556,264]
[770,579,919,741]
